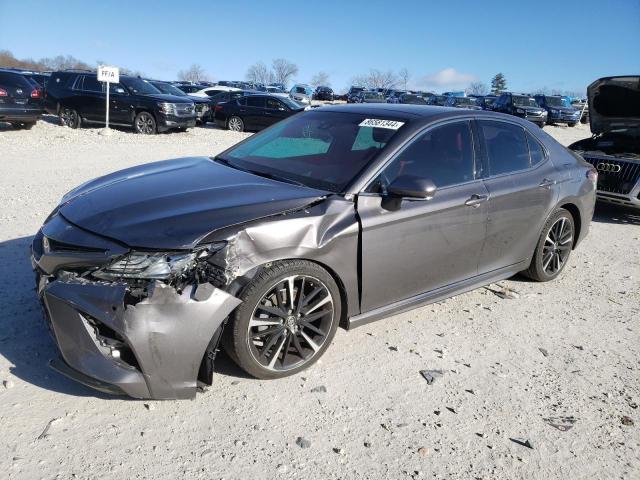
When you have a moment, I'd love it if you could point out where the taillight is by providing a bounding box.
[31,89,41,98]
[214,105,223,111]
[587,167,598,188]
[0,88,7,97]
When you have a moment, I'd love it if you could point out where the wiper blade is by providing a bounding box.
[213,157,306,187]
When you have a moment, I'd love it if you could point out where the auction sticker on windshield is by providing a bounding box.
[359,119,405,130]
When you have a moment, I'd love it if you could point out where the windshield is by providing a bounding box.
[151,82,186,96]
[545,96,568,107]
[121,77,162,95]
[217,111,406,192]
[513,96,538,107]
[403,95,426,104]
[455,97,477,105]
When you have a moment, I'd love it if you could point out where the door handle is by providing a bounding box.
[539,178,557,189]
[465,194,488,208]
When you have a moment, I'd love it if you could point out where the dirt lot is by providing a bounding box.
[0,117,638,480]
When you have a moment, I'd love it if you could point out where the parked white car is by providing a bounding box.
[190,85,242,98]
[289,84,313,104]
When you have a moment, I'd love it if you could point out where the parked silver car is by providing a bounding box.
[289,84,313,104]
[33,104,596,399]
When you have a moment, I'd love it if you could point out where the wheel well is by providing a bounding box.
[559,203,581,248]
[132,108,155,123]
[225,258,350,329]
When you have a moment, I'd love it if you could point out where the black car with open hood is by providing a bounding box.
[569,76,640,209]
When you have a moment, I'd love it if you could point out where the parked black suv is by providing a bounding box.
[313,86,334,101]
[491,93,548,128]
[0,70,42,129]
[147,79,211,124]
[45,71,196,134]
[533,95,581,126]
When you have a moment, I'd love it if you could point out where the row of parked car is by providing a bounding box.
[0,68,318,134]
[0,66,590,136]
[338,85,588,129]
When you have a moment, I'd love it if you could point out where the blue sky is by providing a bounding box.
[1,0,638,94]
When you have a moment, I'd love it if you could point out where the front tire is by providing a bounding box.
[134,111,157,134]
[224,260,341,379]
[227,115,244,132]
[522,209,574,282]
[567,122,577,127]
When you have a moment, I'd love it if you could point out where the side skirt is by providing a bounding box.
[346,261,527,330]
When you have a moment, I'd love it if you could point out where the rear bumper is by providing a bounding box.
[0,106,41,122]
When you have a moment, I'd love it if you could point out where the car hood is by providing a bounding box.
[588,76,640,137]
[58,157,327,250]
[141,93,195,104]
[187,95,211,104]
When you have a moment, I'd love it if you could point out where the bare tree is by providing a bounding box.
[310,71,330,87]
[271,58,298,87]
[177,64,209,83]
[467,81,489,96]
[352,69,398,91]
[398,68,410,91]
[246,62,273,84]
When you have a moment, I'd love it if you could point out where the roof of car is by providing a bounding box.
[314,103,524,123]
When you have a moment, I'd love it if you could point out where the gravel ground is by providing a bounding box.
[0,117,638,480]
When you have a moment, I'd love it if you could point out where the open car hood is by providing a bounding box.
[588,76,640,137]
[58,157,326,250]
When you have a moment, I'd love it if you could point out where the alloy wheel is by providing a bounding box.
[542,217,573,275]
[136,113,155,134]
[248,275,334,371]
[228,116,243,132]
[60,108,77,128]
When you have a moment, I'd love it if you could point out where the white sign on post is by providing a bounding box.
[97,66,120,134]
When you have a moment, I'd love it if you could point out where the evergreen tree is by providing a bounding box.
[491,73,507,95]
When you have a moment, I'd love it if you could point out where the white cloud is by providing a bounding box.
[417,68,477,91]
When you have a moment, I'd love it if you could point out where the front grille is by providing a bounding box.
[582,155,640,195]
[174,104,195,117]
[46,237,106,253]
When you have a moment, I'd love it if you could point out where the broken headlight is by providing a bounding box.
[94,243,225,280]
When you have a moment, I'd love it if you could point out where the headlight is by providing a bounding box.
[94,243,225,280]
[516,108,524,114]
[158,102,177,114]
[550,109,559,114]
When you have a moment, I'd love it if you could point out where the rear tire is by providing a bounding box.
[521,208,574,282]
[224,260,341,379]
[227,115,244,132]
[537,122,545,129]
[568,122,577,127]
[59,107,80,129]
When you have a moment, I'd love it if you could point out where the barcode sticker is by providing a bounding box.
[359,118,405,130]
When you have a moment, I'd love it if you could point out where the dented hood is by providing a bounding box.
[59,157,326,250]
[588,76,640,137]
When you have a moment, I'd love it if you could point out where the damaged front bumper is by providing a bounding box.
[32,215,242,399]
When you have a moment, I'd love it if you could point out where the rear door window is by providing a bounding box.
[81,75,103,93]
[246,96,265,108]
[479,120,530,175]
[266,98,285,110]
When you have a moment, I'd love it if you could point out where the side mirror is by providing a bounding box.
[387,175,437,200]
